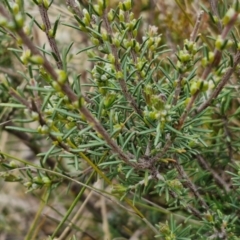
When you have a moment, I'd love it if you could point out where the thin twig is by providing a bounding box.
[177,11,239,130]
[195,51,240,115]
[66,0,84,18]
[152,10,206,163]
[209,0,222,32]
[155,171,203,219]
[196,154,231,193]
[222,116,233,163]
[190,10,204,42]
[58,191,94,240]
[0,66,21,78]
[103,10,142,116]
[173,156,209,210]
[38,4,63,69]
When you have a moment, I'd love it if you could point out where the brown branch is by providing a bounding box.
[168,185,202,219]
[196,154,231,192]
[103,11,142,116]
[38,4,63,70]
[154,170,203,219]
[209,0,222,32]
[173,156,209,210]
[66,0,84,18]
[190,10,204,42]
[222,116,233,163]
[0,66,21,79]
[177,11,239,130]
[195,51,240,115]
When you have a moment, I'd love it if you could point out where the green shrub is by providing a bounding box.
[1,0,240,239]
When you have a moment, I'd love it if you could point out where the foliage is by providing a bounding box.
[0,0,240,239]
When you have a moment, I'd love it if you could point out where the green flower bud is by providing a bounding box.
[29,55,44,65]
[148,111,157,120]
[208,51,214,63]
[9,161,18,168]
[78,96,85,108]
[31,111,39,120]
[56,135,62,141]
[101,30,108,41]
[42,176,51,185]
[168,179,183,190]
[116,71,123,79]
[113,37,120,47]
[93,4,103,16]
[43,0,50,9]
[16,37,23,46]
[41,24,46,31]
[57,70,68,84]
[44,108,54,115]
[15,13,24,28]
[222,8,236,25]
[32,183,39,189]
[83,16,90,26]
[215,36,224,50]
[103,92,117,108]
[190,82,199,95]
[204,212,214,222]
[111,184,127,194]
[108,53,115,64]
[201,57,208,67]
[119,9,125,22]
[0,17,7,27]
[159,223,171,236]
[83,8,90,22]
[6,21,16,30]
[134,42,140,52]
[46,119,53,126]
[48,29,54,38]
[33,176,43,184]
[20,49,31,65]
[24,26,31,35]
[201,81,209,92]
[90,37,100,46]
[119,2,123,10]
[179,50,191,62]
[24,182,32,188]
[11,3,19,14]
[52,81,62,91]
[107,9,114,22]
[41,125,49,134]
[123,0,131,11]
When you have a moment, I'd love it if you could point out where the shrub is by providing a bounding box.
[1,0,240,239]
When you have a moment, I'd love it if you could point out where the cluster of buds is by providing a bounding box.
[91,64,116,95]
[143,85,171,126]
[0,1,25,29]
[144,25,162,52]
[176,39,199,73]
[20,49,44,65]
[190,78,209,95]
[24,175,52,192]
